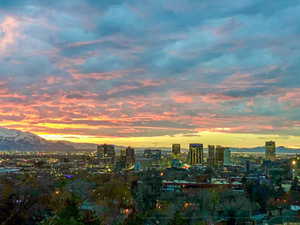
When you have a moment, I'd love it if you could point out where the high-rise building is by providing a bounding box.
[265,141,276,161]
[188,144,203,165]
[208,145,230,167]
[118,147,135,169]
[116,149,126,171]
[224,148,231,166]
[216,145,231,166]
[172,144,181,155]
[97,144,115,164]
[215,145,225,167]
[208,145,216,167]
[120,148,126,158]
[125,146,135,166]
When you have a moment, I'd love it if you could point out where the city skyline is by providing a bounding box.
[1,0,300,148]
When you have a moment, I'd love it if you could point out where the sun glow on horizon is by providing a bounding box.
[38,131,300,149]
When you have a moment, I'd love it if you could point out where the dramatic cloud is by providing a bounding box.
[1,0,300,147]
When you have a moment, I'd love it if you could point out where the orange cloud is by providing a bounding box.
[171,92,193,103]
[70,69,143,81]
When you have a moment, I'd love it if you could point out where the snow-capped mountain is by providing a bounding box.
[0,127,76,151]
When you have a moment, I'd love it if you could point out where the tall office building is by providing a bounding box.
[224,148,231,166]
[208,145,230,167]
[215,145,225,167]
[117,149,127,170]
[172,144,181,155]
[265,141,276,161]
[125,146,135,166]
[188,144,203,165]
[208,145,216,167]
[120,148,126,162]
[118,147,135,169]
[97,144,115,163]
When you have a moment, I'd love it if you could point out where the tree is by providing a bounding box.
[132,170,162,213]
[245,181,275,213]
[168,211,188,225]
[0,174,54,225]
[219,191,252,225]
[91,175,133,225]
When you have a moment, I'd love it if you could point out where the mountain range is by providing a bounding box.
[0,127,299,153]
[0,127,97,151]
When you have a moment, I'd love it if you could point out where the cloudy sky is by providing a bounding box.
[1,0,300,148]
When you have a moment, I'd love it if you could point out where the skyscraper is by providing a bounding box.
[215,145,225,167]
[265,141,276,161]
[118,147,135,169]
[224,148,231,166]
[125,146,135,166]
[188,144,203,165]
[172,144,181,155]
[210,145,231,167]
[97,144,115,164]
[117,148,127,170]
[208,145,216,167]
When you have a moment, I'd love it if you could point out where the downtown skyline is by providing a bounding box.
[1,0,300,148]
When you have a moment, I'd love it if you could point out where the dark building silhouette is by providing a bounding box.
[125,146,135,167]
[97,144,115,164]
[172,144,181,155]
[208,145,216,167]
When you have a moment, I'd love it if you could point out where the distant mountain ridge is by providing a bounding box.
[229,146,300,154]
[0,127,299,153]
[0,127,97,151]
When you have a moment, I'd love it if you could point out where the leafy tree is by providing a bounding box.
[0,174,55,225]
[132,170,162,213]
[245,181,275,213]
[167,211,188,225]
[40,193,101,225]
[219,191,252,225]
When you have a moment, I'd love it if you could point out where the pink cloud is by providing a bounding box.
[0,16,20,54]
[200,93,241,104]
[278,88,300,107]
[70,69,144,81]
[171,92,194,103]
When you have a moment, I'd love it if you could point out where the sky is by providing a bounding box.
[1,0,300,148]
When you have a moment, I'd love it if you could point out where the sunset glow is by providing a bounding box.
[1,0,300,147]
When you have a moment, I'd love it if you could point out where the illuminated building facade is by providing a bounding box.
[291,155,300,179]
[188,144,203,165]
[97,144,115,164]
[265,141,276,161]
[118,146,135,169]
[215,145,225,166]
[208,145,216,167]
